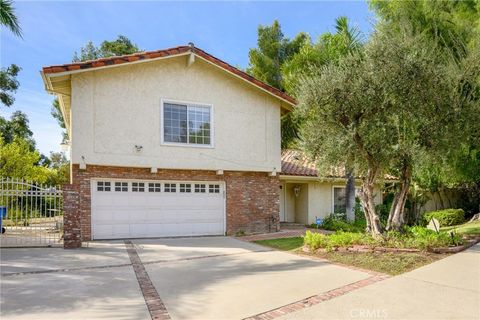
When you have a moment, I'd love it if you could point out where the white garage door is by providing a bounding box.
[91,179,225,240]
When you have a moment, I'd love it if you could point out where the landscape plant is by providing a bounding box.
[303,228,464,252]
[424,209,465,227]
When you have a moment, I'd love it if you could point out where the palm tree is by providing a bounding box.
[334,16,362,53]
[0,0,22,38]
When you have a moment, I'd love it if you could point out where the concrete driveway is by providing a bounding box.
[1,237,372,320]
[2,238,478,320]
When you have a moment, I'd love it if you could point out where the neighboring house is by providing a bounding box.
[280,150,392,225]
[42,44,295,247]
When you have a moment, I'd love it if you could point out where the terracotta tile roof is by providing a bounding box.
[281,149,397,180]
[281,149,318,177]
[42,45,296,105]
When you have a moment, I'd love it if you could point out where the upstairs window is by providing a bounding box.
[163,102,212,146]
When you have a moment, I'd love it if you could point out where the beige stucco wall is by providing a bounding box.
[280,179,383,224]
[70,56,283,172]
[295,184,309,224]
[283,183,296,222]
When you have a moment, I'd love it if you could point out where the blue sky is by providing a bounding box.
[1,0,375,155]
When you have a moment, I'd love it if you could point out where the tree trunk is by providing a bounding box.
[386,160,412,231]
[359,166,383,236]
[345,167,356,222]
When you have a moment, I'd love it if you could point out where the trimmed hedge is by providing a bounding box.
[424,209,465,227]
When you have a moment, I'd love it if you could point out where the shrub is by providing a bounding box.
[325,232,375,250]
[383,226,463,249]
[304,227,464,252]
[303,231,328,250]
[321,214,363,232]
[303,231,375,252]
[424,209,465,227]
[408,226,463,248]
[375,203,390,224]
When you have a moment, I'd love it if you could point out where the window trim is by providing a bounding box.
[160,98,215,148]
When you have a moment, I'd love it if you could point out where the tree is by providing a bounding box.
[0,0,21,37]
[73,35,140,62]
[51,98,68,143]
[0,64,20,108]
[99,35,140,57]
[369,0,479,52]
[0,1,21,109]
[45,151,69,186]
[296,26,473,236]
[370,0,480,224]
[72,41,100,62]
[247,20,308,91]
[0,136,50,183]
[0,110,35,149]
[0,1,21,107]
[282,16,363,96]
[281,17,363,220]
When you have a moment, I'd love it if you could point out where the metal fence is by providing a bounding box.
[0,177,64,247]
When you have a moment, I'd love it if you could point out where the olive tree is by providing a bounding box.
[296,27,473,235]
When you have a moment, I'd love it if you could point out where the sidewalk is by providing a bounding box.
[280,243,480,320]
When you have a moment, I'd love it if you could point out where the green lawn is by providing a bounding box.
[254,237,446,275]
[254,237,304,251]
[441,220,480,235]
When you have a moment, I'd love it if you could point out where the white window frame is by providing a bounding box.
[160,98,214,148]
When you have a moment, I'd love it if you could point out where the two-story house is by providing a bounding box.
[42,44,387,248]
[42,44,295,247]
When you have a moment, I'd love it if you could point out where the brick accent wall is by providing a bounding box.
[63,184,81,248]
[64,164,279,246]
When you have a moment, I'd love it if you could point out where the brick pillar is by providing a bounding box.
[63,184,82,249]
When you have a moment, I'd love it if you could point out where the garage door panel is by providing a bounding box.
[91,180,225,239]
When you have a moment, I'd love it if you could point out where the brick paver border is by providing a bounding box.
[125,240,171,320]
[243,274,390,320]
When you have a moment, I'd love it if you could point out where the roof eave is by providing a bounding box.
[42,50,296,108]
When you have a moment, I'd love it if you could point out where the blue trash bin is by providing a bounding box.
[0,206,7,234]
